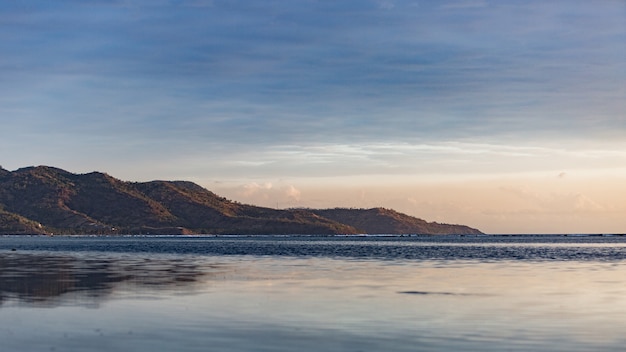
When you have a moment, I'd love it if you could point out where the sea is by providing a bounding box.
[2,234,626,352]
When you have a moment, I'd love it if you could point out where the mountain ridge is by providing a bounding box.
[0,165,483,235]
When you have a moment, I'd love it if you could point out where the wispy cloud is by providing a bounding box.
[137,141,626,185]
[2,0,623,153]
[1,0,625,233]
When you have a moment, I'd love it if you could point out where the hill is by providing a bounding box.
[310,208,483,235]
[0,166,483,235]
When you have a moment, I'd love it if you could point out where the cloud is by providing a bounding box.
[4,0,624,153]
[1,0,625,199]
[233,182,302,207]
[191,140,626,181]
[240,182,273,197]
[284,185,301,201]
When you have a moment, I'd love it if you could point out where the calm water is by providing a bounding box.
[2,235,626,351]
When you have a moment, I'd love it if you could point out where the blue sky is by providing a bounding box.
[1,0,625,233]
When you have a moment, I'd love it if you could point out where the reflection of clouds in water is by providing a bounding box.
[0,253,228,307]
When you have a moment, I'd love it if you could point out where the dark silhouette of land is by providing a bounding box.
[0,166,483,235]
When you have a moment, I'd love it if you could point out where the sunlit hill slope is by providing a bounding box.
[0,166,483,235]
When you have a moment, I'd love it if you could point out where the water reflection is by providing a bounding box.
[3,238,626,351]
[0,252,218,307]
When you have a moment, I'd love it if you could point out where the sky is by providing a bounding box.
[1,0,625,234]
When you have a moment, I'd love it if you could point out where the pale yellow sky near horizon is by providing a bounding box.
[205,167,626,235]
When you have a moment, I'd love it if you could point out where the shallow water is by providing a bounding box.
[2,235,626,351]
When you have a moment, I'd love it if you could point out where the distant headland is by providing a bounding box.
[0,165,483,236]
